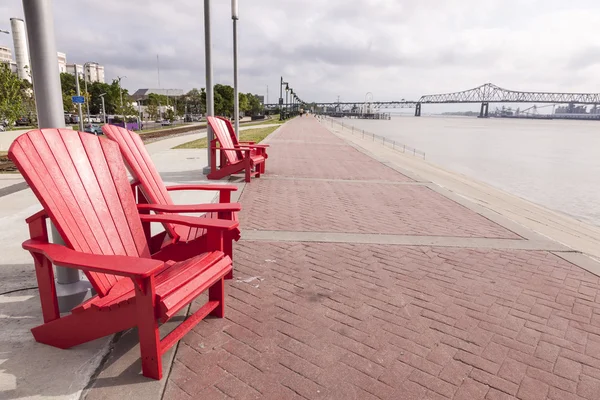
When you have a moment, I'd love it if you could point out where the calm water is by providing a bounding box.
[343,115,600,227]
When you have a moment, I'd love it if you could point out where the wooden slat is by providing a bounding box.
[208,117,239,164]
[159,258,231,320]
[100,137,152,258]
[12,131,112,294]
[160,300,219,355]
[102,125,178,239]
[155,252,221,299]
[46,130,121,291]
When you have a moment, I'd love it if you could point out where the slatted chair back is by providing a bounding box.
[207,116,240,165]
[9,129,151,297]
[101,124,179,239]
[216,116,245,160]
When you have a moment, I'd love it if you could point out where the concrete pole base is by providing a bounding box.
[202,165,211,175]
[56,278,94,313]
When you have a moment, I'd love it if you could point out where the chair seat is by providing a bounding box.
[250,154,265,165]
[74,251,232,322]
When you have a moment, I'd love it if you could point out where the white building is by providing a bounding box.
[0,46,18,75]
[0,46,12,63]
[57,52,67,73]
[84,63,105,83]
[66,63,84,79]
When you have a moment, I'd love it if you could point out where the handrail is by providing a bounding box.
[319,116,426,159]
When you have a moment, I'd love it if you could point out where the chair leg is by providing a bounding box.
[209,278,225,318]
[136,276,162,380]
[245,164,251,182]
[224,234,233,280]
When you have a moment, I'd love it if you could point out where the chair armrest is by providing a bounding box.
[165,184,237,192]
[137,202,241,213]
[139,214,239,231]
[22,240,164,279]
[211,146,253,151]
[239,142,269,148]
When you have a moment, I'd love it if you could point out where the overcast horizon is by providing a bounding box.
[2,0,600,108]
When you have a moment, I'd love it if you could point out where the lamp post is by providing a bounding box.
[83,61,98,127]
[74,65,84,131]
[285,84,289,119]
[99,92,107,123]
[22,0,92,312]
[117,75,126,127]
[232,0,239,138]
[203,0,215,173]
[280,77,288,120]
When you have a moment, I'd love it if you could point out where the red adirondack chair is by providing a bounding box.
[102,124,240,272]
[216,116,269,172]
[9,129,239,380]
[206,116,268,182]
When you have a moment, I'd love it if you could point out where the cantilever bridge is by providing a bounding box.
[266,83,600,117]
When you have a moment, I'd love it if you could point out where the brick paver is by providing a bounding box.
[240,180,520,238]
[165,116,600,399]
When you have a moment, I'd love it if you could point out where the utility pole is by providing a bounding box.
[203,0,215,172]
[117,75,126,127]
[74,65,83,131]
[83,61,97,129]
[232,0,239,138]
[157,54,160,88]
[22,0,92,312]
[99,93,107,123]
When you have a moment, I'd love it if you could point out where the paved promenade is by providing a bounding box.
[160,116,600,400]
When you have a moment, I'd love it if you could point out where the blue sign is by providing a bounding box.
[72,96,85,104]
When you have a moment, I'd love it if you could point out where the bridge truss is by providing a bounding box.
[418,83,600,104]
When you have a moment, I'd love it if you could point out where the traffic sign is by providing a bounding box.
[72,96,85,104]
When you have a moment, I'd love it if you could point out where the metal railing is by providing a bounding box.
[320,116,425,159]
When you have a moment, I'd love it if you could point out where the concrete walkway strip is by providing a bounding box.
[240,229,571,251]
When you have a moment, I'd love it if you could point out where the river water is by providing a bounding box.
[342,115,600,227]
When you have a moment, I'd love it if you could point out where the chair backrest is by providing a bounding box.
[101,124,179,240]
[216,116,244,160]
[9,129,151,297]
[207,116,240,165]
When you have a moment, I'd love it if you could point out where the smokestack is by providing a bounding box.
[10,18,31,82]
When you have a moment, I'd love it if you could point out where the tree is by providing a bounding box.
[0,63,26,128]
[239,92,250,114]
[214,84,234,116]
[247,93,264,115]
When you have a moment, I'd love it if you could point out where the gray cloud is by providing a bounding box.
[2,0,600,104]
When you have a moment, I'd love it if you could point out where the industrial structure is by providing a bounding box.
[268,83,600,119]
[10,18,31,82]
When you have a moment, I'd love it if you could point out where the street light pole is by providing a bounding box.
[279,77,283,120]
[83,61,98,128]
[99,92,107,123]
[204,0,215,173]
[232,0,239,138]
[22,0,91,312]
[74,65,84,131]
[117,75,126,127]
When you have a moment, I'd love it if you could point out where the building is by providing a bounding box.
[0,46,17,74]
[84,63,104,83]
[10,18,31,82]
[57,52,67,73]
[131,88,184,100]
[66,63,84,79]
[0,46,12,63]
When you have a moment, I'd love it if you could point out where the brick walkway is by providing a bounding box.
[164,117,600,400]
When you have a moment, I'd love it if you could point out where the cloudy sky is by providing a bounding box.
[2,0,600,105]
